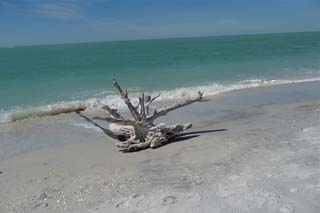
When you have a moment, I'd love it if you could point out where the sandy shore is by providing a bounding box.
[1,81,320,213]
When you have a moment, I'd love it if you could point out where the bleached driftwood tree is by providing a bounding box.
[77,79,209,152]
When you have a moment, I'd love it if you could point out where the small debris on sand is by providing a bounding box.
[38,192,48,201]
[162,195,178,205]
[32,202,49,209]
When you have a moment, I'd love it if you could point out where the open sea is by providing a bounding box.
[1,31,320,123]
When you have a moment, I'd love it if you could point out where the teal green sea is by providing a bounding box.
[1,31,320,122]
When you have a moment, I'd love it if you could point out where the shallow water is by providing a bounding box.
[1,31,320,122]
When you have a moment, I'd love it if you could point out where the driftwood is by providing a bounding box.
[78,79,209,152]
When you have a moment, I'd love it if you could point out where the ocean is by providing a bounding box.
[1,31,320,123]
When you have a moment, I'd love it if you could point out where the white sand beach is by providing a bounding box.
[1,81,320,213]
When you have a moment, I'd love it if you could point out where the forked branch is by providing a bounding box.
[148,91,209,123]
[113,79,142,121]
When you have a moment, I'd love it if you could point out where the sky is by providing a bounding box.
[0,0,320,46]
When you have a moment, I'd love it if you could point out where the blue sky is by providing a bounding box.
[0,0,320,46]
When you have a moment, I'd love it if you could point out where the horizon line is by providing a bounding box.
[1,30,320,48]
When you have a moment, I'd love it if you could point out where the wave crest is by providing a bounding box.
[1,77,320,123]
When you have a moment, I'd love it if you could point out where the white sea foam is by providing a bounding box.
[1,76,320,123]
[153,76,320,101]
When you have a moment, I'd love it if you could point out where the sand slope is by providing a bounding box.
[1,82,320,213]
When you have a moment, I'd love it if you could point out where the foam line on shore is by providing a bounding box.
[1,76,320,123]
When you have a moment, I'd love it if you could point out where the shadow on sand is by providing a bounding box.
[77,111,228,152]
[177,129,228,137]
[163,128,228,147]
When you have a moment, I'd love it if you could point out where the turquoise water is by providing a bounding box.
[1,31,320,122]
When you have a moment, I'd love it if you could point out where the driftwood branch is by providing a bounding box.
[145,93,160,115]
[101,105,122,119]
[113,79,142,121]
[92,116,136,126]
[77,79,209,152]
[139,92,147,120]
[148,91,208,123]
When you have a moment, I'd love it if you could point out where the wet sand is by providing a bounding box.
[1,81,320,213]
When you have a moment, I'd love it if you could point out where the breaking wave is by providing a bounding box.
[1,76,320,123]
